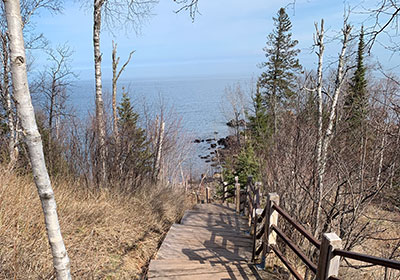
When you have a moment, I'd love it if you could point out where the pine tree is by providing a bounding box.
[116,91,151,187]
[235,145,260,185]
[259,7,301,134]
[118,91,140,130]
[247,84,272,149]
[344,26,368,131]
[222,144,260,186]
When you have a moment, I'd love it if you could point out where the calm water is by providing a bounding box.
[68,76,252,173]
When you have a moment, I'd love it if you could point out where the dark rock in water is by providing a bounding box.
[210,151,215,154]
[214,131,218,134]
[201,139,205,142]
[217,138,227,147]
[194,139,201,143]
[226,119,246,127]
[210,143,217,148]
[205,160,211,163]
[206,138,214,143]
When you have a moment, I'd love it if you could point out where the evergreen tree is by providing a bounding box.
[118,91,140,131]
[116,91,151,186]
[247,84,272,149]
[222,144,260,186]
[344,26,368,131]
[235,145,260,185]
[259,7,301,134]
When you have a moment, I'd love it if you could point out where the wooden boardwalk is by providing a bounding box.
[148,203,267,279]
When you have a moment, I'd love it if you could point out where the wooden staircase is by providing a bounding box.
[148,203,265,279]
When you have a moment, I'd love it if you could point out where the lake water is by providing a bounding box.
[69,75,253,174]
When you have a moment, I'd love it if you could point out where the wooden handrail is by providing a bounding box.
[333,249,400,270]
[271,244,304,280]
[220,177,395,277]
[272,225,318,273]
[272,204,321,249]
[248,191,399,280]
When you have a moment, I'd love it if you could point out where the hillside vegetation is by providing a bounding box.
[0,166,189,279]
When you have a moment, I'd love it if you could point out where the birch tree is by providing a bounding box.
[314,20,352,236]
[3,0,71,279]
[152,114,164,182]
[0,30,19,166]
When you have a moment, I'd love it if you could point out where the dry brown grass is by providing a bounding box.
[338,205,400,280]
[0,166,190,279]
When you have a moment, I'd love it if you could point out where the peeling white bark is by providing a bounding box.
[315,21,352,236]
[1,31,19,167]
[93,0,106,185]
[314,19,325,235]
[3,0,71,279]
[153,116,165,182]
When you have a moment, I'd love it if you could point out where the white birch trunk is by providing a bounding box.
[3,0,71,279]
[1,32,19,167]
[315,22,352,235]
[93,0,107,185]
[112,41,119,140]
[314,19,325,235]
[153,117,165,182]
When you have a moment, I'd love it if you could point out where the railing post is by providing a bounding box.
[223,181,228,204]
[316,232,342,280]
[251,203,258,263]
[257,193,279,270]
[255,182,261,208]
[235,177,240,213]
[246,176,253,226]
[205,187,210,203]
[265,193,279,252]
[195,191,200,204]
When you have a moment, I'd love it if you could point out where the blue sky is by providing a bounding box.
[30,0,397,81]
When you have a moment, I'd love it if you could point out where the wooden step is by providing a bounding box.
[148,260,261,279]
[160,224,252,247]
[190,203,237,214]
[181,213,248,230]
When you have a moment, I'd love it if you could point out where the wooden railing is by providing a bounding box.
[232,176,400,280]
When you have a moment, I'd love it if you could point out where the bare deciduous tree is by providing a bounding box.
[91,0,156,186]
[174,0,199,20]
[365,0,400,52]
[0,0,62,168]
[111,40,134,140]
[38,44,76,151]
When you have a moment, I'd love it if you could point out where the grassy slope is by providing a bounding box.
[0,166,189,279]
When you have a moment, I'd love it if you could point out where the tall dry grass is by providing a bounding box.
[0,166,189,279]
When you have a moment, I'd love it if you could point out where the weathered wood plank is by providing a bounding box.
[148,203,260,279]
[148,260,260,279]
